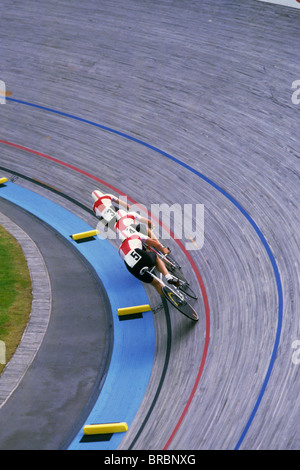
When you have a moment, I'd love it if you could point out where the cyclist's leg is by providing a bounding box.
[151,278,164,296]
[125,249,164,296]
[155,255,169,277]
[155,255,180,287]
[139,251,165,296]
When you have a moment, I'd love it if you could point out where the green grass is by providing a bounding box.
[0,225,32,374]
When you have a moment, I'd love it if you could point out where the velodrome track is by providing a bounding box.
[0,0,299,450]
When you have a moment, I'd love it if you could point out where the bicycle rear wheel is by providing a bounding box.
[162,286,198,321]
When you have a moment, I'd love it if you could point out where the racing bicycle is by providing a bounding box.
[140,264,199,322]
[143,243,198,300]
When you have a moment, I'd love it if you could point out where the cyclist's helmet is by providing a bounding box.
[91,189,104,202]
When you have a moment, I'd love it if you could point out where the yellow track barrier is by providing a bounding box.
[117,304,151,317]
[71,229,99,241]
[83,422,128,435]
[0,177,8,185]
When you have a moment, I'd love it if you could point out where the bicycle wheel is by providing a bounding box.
[178,281,198,300]
[162,286,199,321]
[169,267,198,300]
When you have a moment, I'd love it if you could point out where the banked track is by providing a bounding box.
[1,0,300,450]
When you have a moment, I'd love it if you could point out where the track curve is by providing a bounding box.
[1,0,299,450]
[0,196,113,450]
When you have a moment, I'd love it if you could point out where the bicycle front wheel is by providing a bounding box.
[168,267,198,300]
[162,286,198,321]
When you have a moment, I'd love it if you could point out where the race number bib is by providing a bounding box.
[118,225,139,242]
[124,250,142,268]
[102,206,116,222]
[124,225,138,237]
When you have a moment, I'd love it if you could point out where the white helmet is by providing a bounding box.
[91,190,104,202]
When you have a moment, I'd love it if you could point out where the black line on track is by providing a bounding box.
[0,166,172,449]
[0,166,95,216]
[128,298,172,450]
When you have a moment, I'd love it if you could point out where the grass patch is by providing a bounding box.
[0,225,32,374]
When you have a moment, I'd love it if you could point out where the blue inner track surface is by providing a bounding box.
[0,182,155,450]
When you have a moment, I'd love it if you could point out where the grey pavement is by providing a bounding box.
[0,199,113,450]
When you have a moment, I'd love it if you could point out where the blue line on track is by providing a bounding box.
[5,97,283,449]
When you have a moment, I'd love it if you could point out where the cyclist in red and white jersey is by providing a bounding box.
[92,190,129,220]
[119,231,179,296]
[92,190,178,295]
[114,209,157,241]
[92,191,155,238]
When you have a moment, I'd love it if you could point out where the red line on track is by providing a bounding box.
[0,138,210,449]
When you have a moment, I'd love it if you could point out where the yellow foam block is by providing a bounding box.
[0,177,8,185]
[83,422,128,435]
[71,229,99,240]
[117,304,151,316]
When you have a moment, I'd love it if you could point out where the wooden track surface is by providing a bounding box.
[1,0,299,450]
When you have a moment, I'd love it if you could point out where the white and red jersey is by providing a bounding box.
[92,192,118,220]
[119,234,144,268]
[115,209,147,241]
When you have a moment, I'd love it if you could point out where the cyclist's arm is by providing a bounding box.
[139,216,154,228]
[118,199,130,210]
[132,212,154,229]
[145,237,168,254]
[111,195,130,210]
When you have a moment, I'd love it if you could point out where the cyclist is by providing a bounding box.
[92,190,129,216]
[92,190,165,247]
[118,232,179,296]
[114,208,161,244]
[92,190,178,294]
